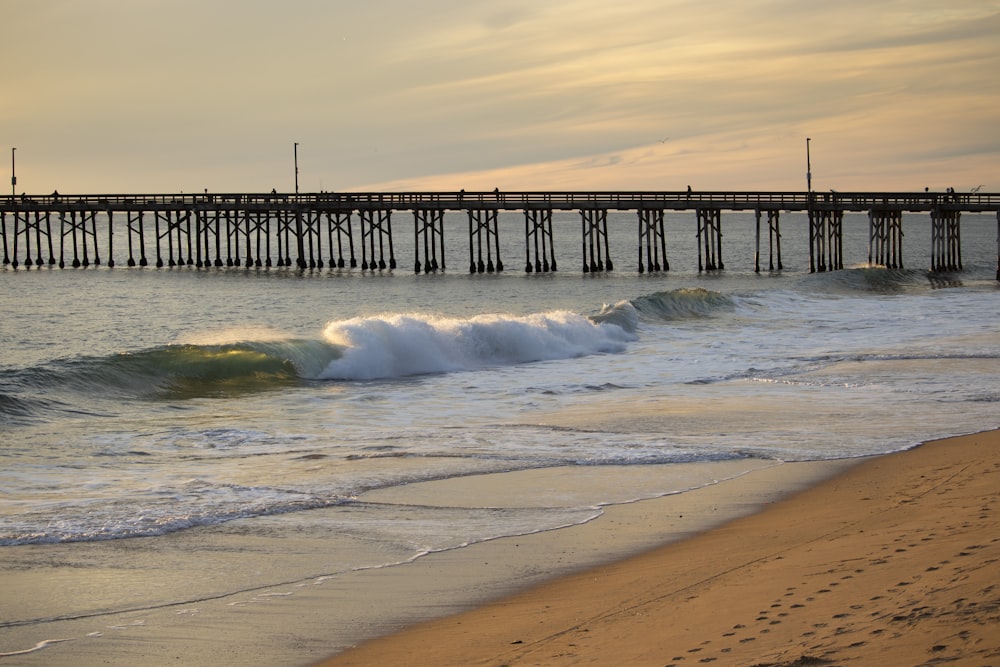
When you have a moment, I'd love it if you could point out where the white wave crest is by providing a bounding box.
[319,311,636,380]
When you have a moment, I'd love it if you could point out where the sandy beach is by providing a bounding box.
[2,430,998,666]
[321,429,1000,667]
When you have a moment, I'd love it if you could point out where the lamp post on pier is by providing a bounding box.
[806,137,816,272]
[294,142,299,196]
[10,147,15,198]
[806,137,812,194]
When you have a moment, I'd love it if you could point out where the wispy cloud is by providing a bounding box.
[2,0,997,192]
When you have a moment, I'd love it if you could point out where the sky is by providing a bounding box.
[2,0,998,194]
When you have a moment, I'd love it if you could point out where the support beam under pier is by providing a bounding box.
[299,209,323,269]
[931,209,962,272]
[325,211,356,269]
[524,209,556,273]
[637,209,668,273]
[153,209,194,268]
[1,211,8,265]
[468,209,502,274]
[7,209,51,268]
[809,209,844,272]
[125,210,148,266]
[868,210,904,269]
[696,209,723,271]
[580,209,612,273]
[414,210,445,273]
[359,210,395,270]
[59,210,100,268]
[754,209,782,272]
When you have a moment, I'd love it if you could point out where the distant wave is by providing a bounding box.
[629,288,736,322]
[320,311,637,380]
[803,266,934,293]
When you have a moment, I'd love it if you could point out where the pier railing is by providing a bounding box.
[2,191,998,277]
[4,190,999,212]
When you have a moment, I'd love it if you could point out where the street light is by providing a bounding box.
[10,147,15,198]
[294,142,299,196]
[806,137,812,193]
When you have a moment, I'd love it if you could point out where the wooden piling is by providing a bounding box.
[637,208,667,273]
[324,211,356,269]
[868,210,903,269]
[414,210,445,273]
[1,211,8,265]
[696,209,723,271]
[524,209,555,273]
[468,209,501,274]
[931,209,962,272]
[753,209,782,272]
[580,209,612,272]
[809,208,843,272]
[359,210,395,270]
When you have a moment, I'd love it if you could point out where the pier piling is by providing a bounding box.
[524,209,556,273]
[580,209,612,272]
[931,209,962,272]
[869,210,904,269]
[754,209,782,272]
[360,210,395,271]
[414,210,445,273]
[809,208,844,272]
[696,209,723,271]
[637,208,668,273]
[324,211,356,269]
[468,209,502,274]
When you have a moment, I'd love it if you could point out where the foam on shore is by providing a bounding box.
[0,456,851,665]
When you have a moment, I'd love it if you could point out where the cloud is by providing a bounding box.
[2,0,998,193]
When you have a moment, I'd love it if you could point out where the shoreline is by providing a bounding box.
[319,429,1000,666]
[0,457,853,666]
[3,430,998,665]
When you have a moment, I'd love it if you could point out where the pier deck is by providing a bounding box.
[2,191,998,277]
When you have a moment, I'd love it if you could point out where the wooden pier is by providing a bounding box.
[2,191,998,278]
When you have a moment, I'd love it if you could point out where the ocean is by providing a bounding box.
[1,209,998,662]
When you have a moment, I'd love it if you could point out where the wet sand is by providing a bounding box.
[0,459,848,666]
[320,429,1000,666]
[3,432,997,666]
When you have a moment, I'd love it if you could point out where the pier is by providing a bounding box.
[2,191,998,279]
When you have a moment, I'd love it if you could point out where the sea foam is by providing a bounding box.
[319,311,636,380]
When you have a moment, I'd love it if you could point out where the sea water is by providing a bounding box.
[1,210,998,653]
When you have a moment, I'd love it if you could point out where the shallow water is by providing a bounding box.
[2,211,998,562]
